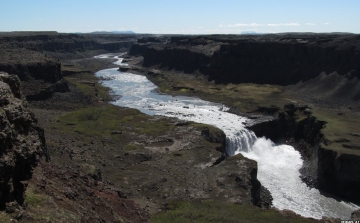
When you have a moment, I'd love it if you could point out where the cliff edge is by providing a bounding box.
[0,72,48,213]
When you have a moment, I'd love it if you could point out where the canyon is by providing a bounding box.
[0,31,359,222]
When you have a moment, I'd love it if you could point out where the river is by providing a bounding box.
[95,53,358,219]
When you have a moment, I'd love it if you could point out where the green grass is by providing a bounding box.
[65,72,112,102]
[151,201,318,223]
[311,108,360,155]
[25,189,45,207]
[124,144,141,151]
[56,104,175,139]
[147,70,289,114]
[0,212,13,223]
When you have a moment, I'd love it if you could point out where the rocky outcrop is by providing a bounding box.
[143,46,211,73]
[248,104,360,203]
[0,56,62,83]
[0,72,48,211]
[248,104,325,147]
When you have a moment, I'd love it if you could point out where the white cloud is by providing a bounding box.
[324,23,330,25]
[267,23,300,27]
[220,23,301,28]
[219,23,263,28]
[306,23,316,26]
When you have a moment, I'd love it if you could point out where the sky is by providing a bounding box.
[1,0,359,34]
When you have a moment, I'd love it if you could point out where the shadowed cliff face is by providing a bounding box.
[0,33,136,83]
[0,33,137,101]
[317,147,360,203]
[132,34,360,85]
[209,38,360,85]
[0,33,135,54]
[0,72,48,211]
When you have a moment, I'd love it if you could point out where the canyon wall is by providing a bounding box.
[0,32,136,82]
[131,34,360,85]
[317,146,360,203]
[249,104,360,203]
[0,33,134,54]
[0,32,136,100]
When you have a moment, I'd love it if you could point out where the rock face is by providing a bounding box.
[130,34,360,85]
[317,146,360,203]
[0,32,134,55]
[0,72,47,210]
[249,104,360,203]
[0,32,137,100]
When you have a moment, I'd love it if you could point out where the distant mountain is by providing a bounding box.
[89,31,136,34]
[241,31,261,35]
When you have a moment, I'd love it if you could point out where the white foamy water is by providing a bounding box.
[95,54,359,219]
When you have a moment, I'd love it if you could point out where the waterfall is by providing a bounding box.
[94,53,359,220]
[226,129,257,155]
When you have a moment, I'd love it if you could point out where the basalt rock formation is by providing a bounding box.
[131,34,360,86]
[246,103,360,203]
[0,32,135,56]
[0,72,48,211]
[0,32,137,101]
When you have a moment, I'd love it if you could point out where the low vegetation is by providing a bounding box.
[312,108,360,155]
[55,104,175,139]
[142,67,289,114]
[151,201,318,223]
[139,66,360,156]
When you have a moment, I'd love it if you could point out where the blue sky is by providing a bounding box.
[1,0,359,34]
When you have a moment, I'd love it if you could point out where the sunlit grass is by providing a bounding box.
[151,201,318,223]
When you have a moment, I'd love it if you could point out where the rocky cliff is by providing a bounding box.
[0,32,135,55]
[0,72,48,212]
[317,146,360,203]
[131,34,360,85]
[0,32,137,101]
[249,104,360,203]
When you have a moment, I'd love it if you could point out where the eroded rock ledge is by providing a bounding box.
[0,72,48,211]
[248,103,360,203]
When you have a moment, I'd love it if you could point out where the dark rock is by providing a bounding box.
[0,72,21,98]
[255,105,279,115]
[119,67,130,72]
[318,146,360,203]
[0,72,48,210]
[111,131,122,135]
[174,121,189,126]
[351,209,360,220]
[131,34,360,85]
[52,79,70,93]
